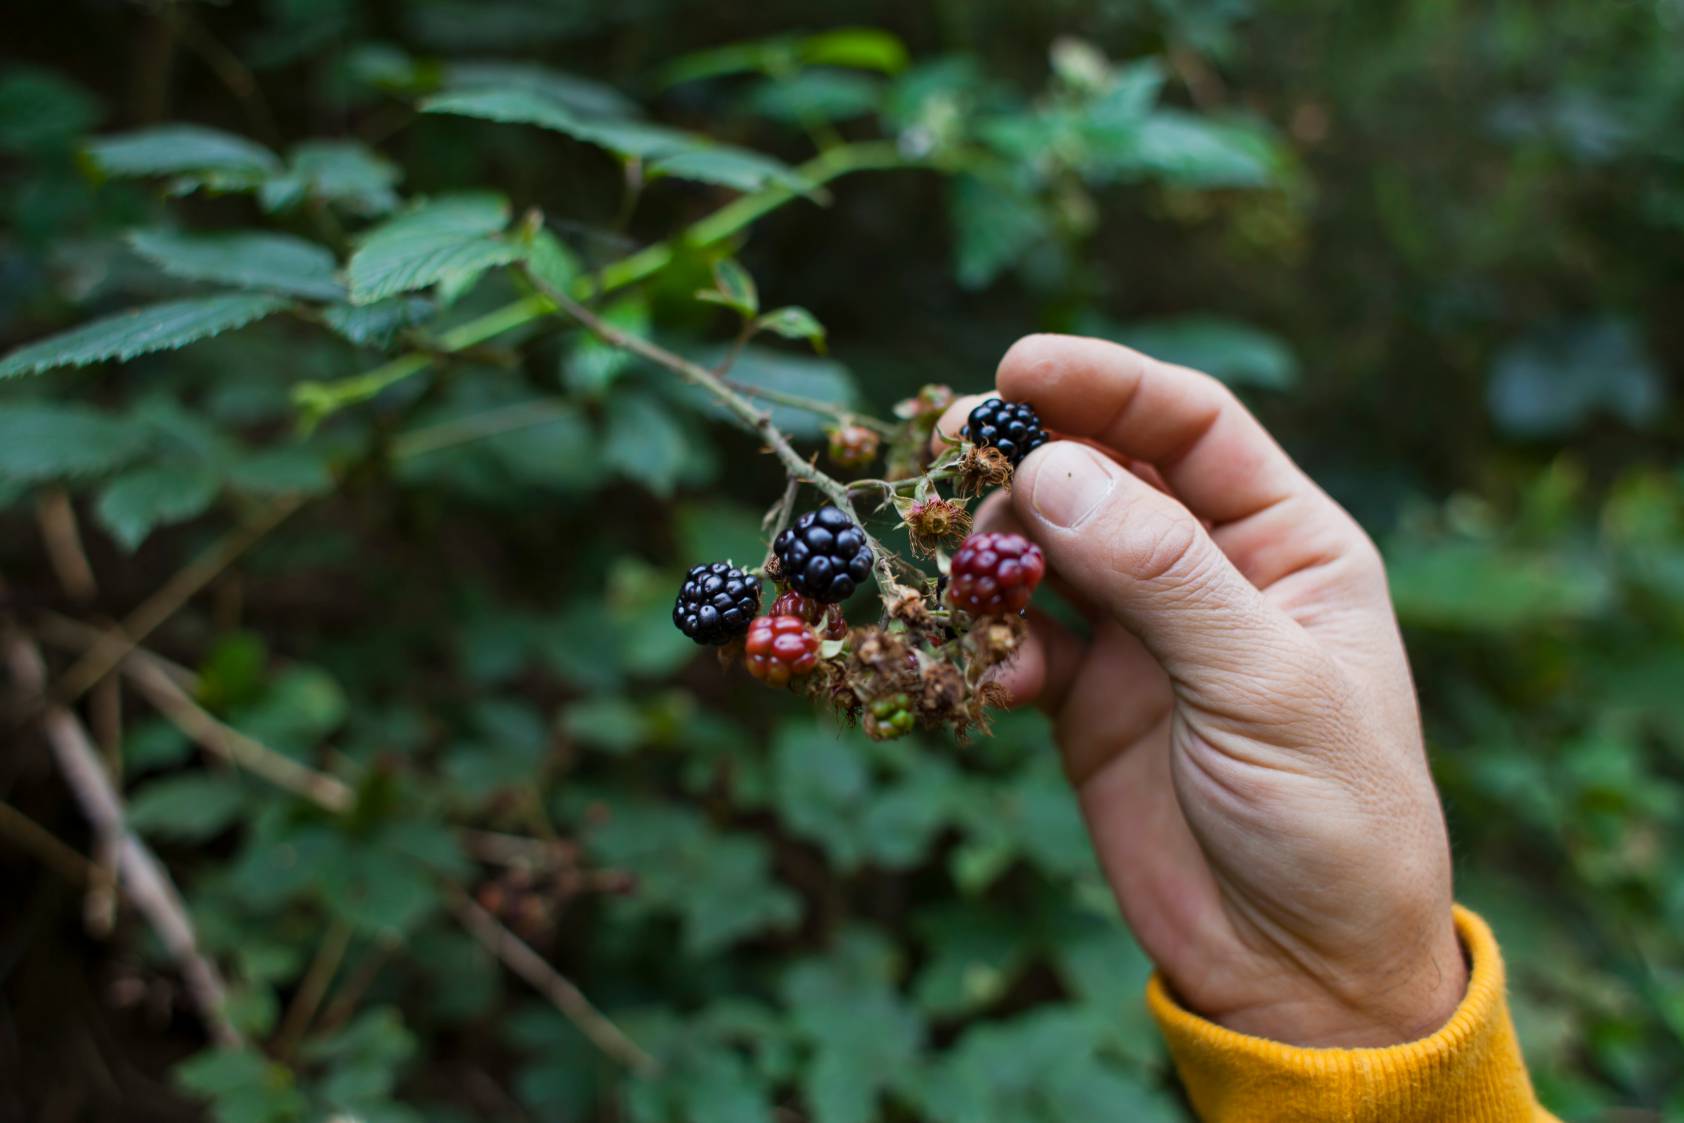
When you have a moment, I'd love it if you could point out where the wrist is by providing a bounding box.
[1209,915,1469,1048]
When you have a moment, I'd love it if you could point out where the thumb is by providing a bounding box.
[1011,440,1302,690]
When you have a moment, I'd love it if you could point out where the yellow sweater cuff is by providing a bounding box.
[1146,906,1556,1122]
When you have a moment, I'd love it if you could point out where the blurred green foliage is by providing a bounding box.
[1,1,1681,1120]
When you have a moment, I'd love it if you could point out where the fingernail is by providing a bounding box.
[1028,442,1116,529]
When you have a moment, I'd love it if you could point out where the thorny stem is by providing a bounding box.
[522,266,914,607]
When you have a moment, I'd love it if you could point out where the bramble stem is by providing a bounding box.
[522,266,913,606]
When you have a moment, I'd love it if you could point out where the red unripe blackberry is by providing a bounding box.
[744,615,821,686]
[961,398,1048,467]
[948,532,1046,616]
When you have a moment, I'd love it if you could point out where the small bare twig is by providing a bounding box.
[274,918,352,1061]
[53,498,302,707]
[0,799,103,887]
[2,626,241,1048]
[35,488,98,604]
[450,890,657,1075]
[34,615,652,1073]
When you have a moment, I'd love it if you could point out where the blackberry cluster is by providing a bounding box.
[773,506,873,603]
[673,562,762,645]
[962,398,1048,467]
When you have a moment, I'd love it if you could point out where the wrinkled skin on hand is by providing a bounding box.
[936,335,1465,1047]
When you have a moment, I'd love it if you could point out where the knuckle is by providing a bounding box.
[1111,500,1207,590]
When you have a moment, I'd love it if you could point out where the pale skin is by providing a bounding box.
[935,334,1466,1048]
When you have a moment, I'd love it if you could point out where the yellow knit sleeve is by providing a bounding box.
[1146,906,1558,1122]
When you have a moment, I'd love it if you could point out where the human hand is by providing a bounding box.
[936,335,1466,1047]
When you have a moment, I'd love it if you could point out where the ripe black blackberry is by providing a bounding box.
[673,562,762,645]
[961,398,1048,467]
[773,506,873,603]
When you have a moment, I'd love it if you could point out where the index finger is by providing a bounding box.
[995,333,1313,528]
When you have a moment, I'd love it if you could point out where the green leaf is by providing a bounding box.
[586,802,799,955]
[780,932,924,1123]
[603,390,707,497]
[754,306,826,351]
[693,345,859,439]
[1108,111,1281,188]
[1386,540,1614,632]
[227,443,335,496]
[525,229,582,294]
[0,293,292,378]
[86,124,279,179]
[322,296,434,348]
[646,146,809,192]
[950,174,1048,289]
[127,228,344,301]
[741,71,883,124]
[127,773,247,840]
[1487,318,1665,438]
[345,193,520,305]
[563,696,648,754]
[0,404,151,481]
[259,140,402,216]
[564,294,649,396]
[444,60,640,119]
[0,67,101,153]
[1089,314,1299,389]
[800,28,910,74]
[698,258,758,317]
[95,461,221,549]
[421,88,809,191]
[173,1047,306,1123]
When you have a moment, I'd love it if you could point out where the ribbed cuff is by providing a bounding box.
[1146,906,1553,1122]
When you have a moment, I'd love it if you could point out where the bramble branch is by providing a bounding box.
[2,623,242,1048]
[521,265,914,605]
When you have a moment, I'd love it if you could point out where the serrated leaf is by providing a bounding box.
[0,293,292,378]
[421,88,809,191]
[127,773,247,840]
[259,140,402,216]
[444,60,640,119]
[647,146,809,192]
[0,404,151,481]
[345,193,520,305]
[322,296,434,348]
[127,228,344,301]
[755,306,826,351]
[96,461,221,549]
[174,1047,307,1123]
[86,124,279,178]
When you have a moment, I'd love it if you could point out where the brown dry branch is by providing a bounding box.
[2,626,242,1048]
[53,497,302,706]
[450,889,659,1075]
[35,612,653,1075]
